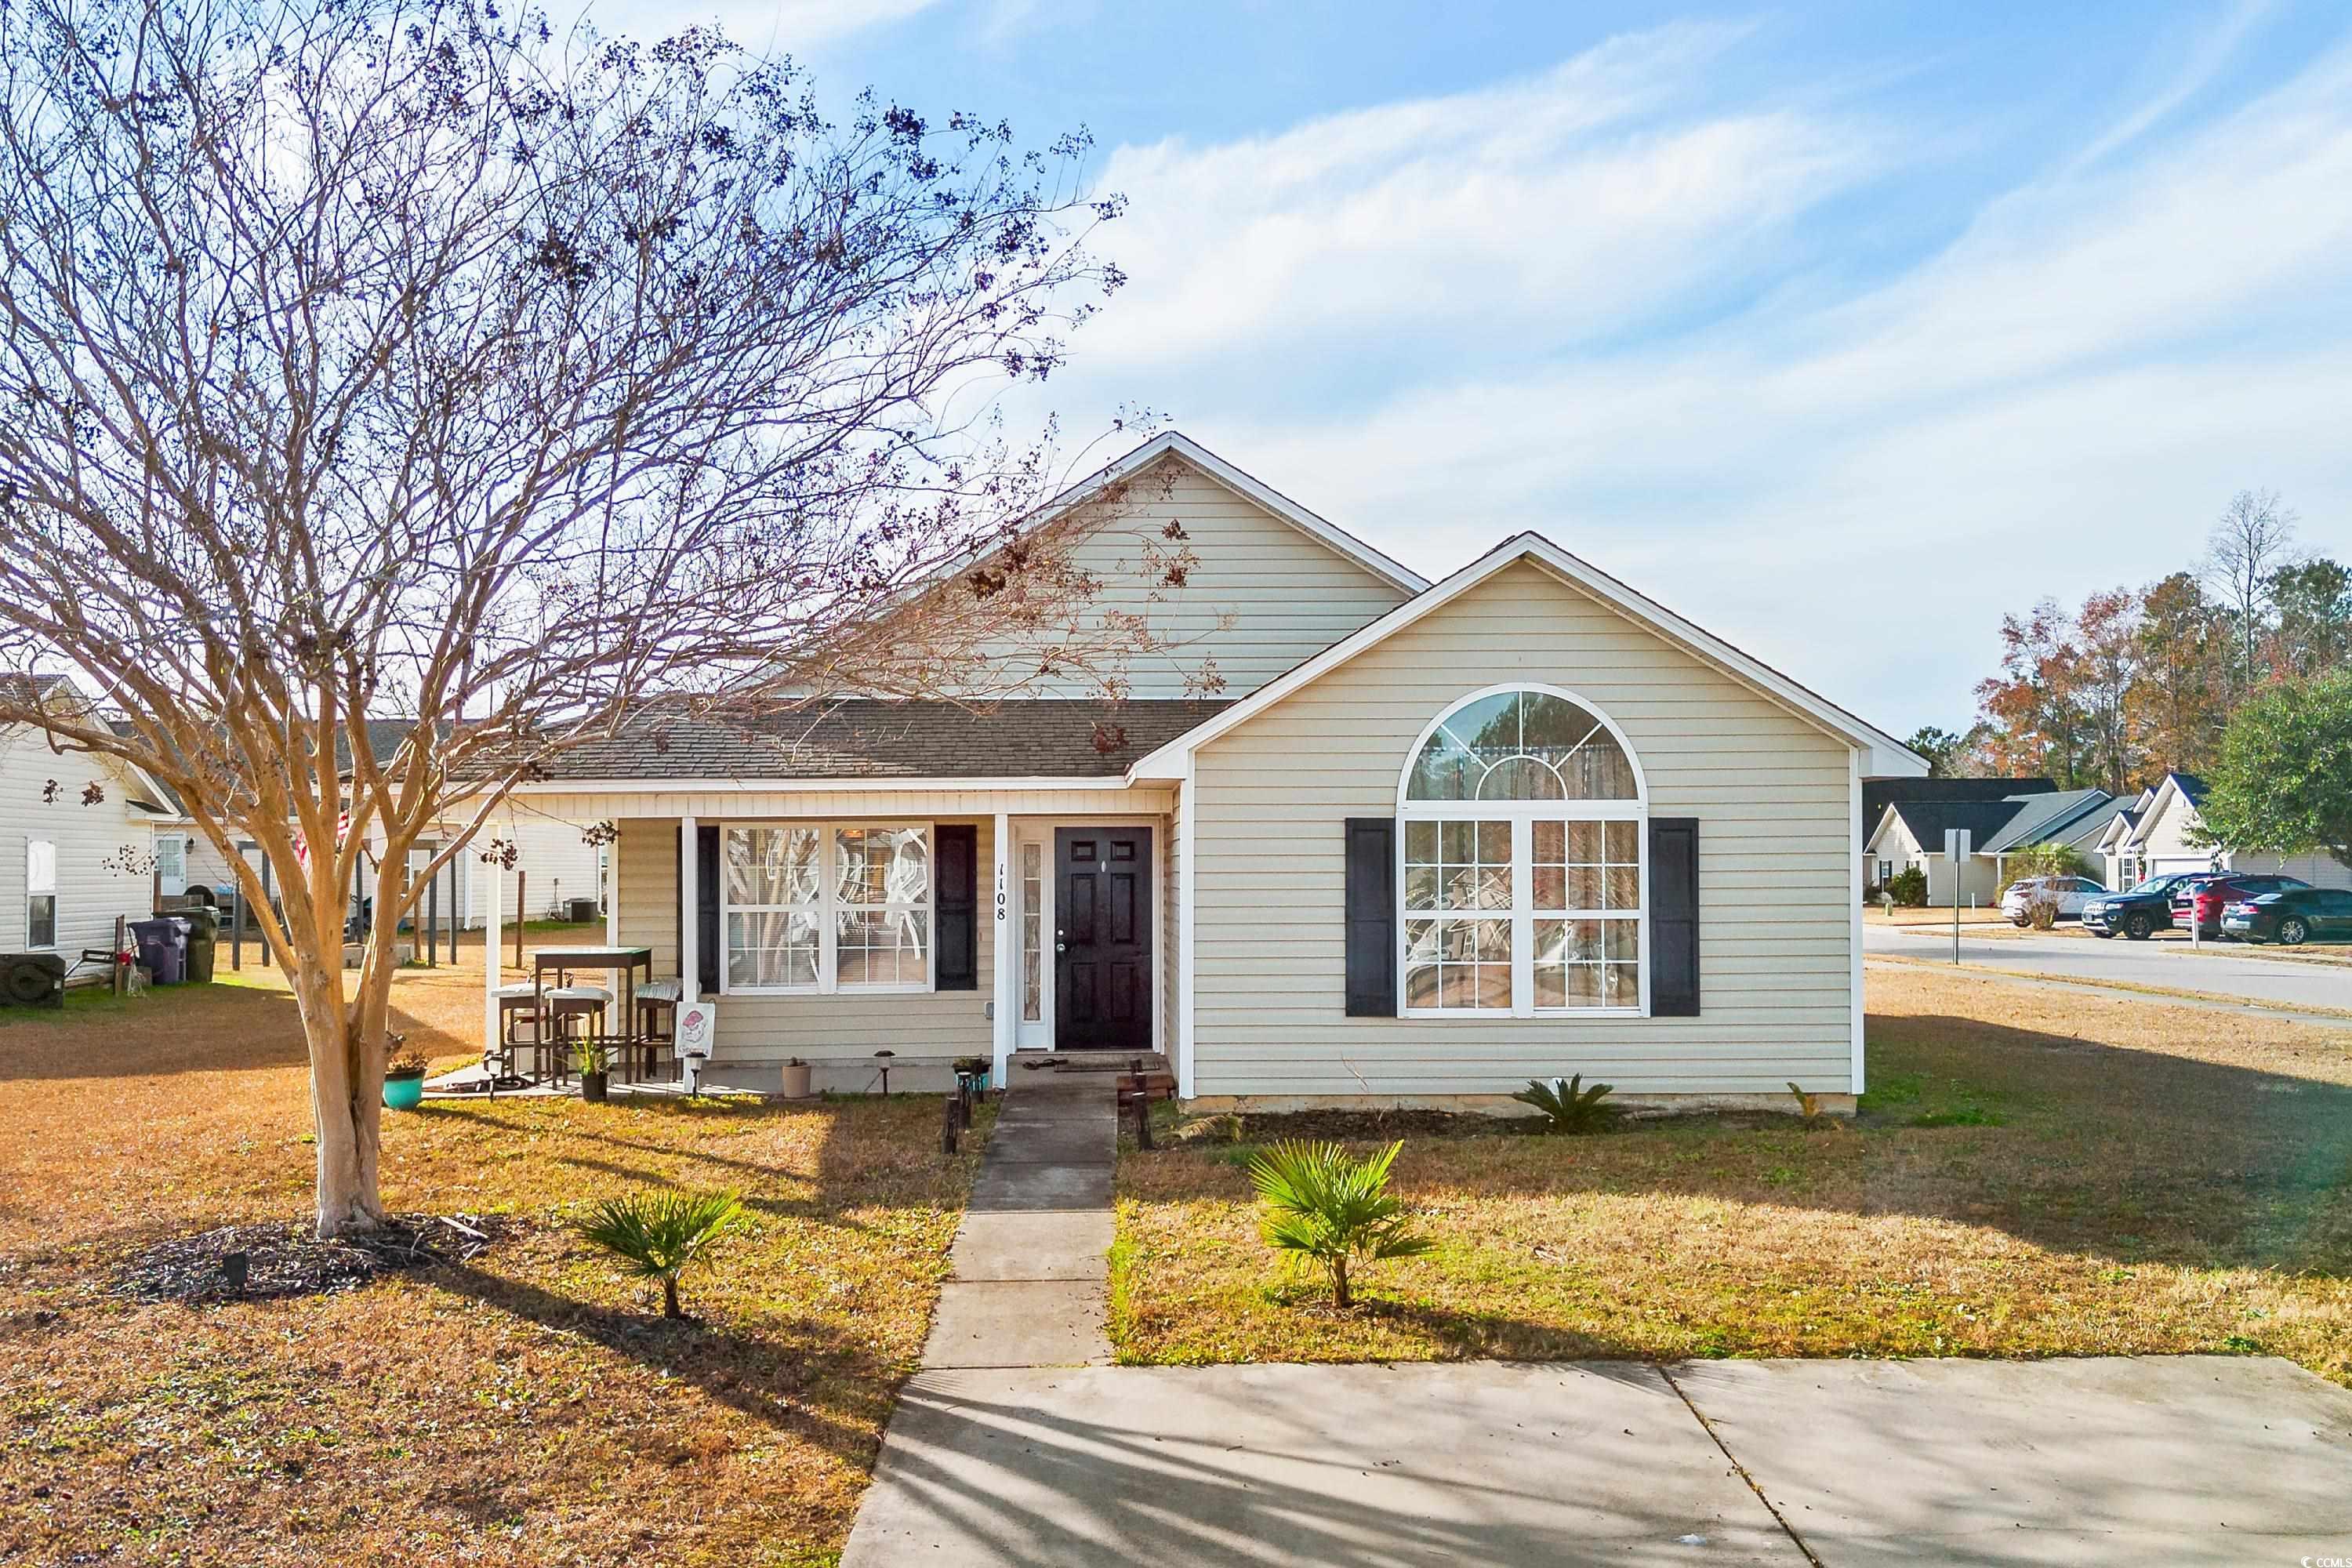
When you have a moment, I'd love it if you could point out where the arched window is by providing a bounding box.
[1398,687,1646,1016]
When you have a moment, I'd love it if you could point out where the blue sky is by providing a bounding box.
[601,0,2352,735]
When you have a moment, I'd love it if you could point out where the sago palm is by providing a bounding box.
[1510,1073,1618,1133]
[1245,1140,1433,1308]
[574,1189,747,1319]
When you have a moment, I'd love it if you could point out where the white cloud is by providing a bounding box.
[1045,24,2352,734]
[1082,24,1881,379]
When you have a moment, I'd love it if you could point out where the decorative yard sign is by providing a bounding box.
[676,1002,717,1094]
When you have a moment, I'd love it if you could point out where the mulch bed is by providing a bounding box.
[1174,1108,1551,1144]
[116,1212,518,1305]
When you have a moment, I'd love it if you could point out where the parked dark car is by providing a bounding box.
[2171,873,2310,938]
[2222,886,2352,946]
[2080,872,2201,940]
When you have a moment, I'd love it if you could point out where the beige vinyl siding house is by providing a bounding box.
[1183,558,1856,1102]
[2125,772,2352,891]
[507,433,1925,1106]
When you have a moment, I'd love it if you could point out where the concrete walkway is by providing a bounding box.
[915,1065,1116,1373]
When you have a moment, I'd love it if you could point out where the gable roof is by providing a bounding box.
[964,430,1428,599]
[1131,532,1927,780]
[1977,788,2118,855]
[1860,775,2056,847]
[528,699,1232,784]
[2122,771,2208,850]
[1874,799,2027,853]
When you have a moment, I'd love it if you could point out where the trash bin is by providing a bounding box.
[179,906,219,983]
[128,916,187,985]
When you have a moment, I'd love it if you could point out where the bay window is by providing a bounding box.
[724,823,931,993]
[1399,687,1646,1017]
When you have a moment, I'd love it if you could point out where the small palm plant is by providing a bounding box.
[574,1189,747,1319]
[1246,1140,1432,1308]
[1511,1073,1618,1133]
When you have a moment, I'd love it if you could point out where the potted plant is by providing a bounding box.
[952,1054,991,1093]
[573,1036,614,1102]
[383,1037,427,1111]
[779,1056,812,1099]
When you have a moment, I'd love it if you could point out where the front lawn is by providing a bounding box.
[1112,965,2352,1382]
[1,958,984,1566]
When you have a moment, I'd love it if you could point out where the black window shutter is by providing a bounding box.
[1344,818,1396,1017]
[1650,817,1700,1017]
[935,823,978,990]
[695,824,720,996]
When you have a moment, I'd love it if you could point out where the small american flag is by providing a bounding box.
[293,808,351,867]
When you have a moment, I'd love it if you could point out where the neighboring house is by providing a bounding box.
[1864,800,2020,907]
[513,432,1926,1107]
[1864,786,2132,906]
[2,676,174,972]
[159,721,605,929]
[1859,776,2054,851]
[2119,771,2352,891]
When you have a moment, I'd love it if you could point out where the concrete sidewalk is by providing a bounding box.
[848,1354,2352,1565]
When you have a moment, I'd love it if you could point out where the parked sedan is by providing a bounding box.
[2001,875,2107,925]
[2173,873,2310,938]
[2223,887,2352,946]
[2081,872,2201,940]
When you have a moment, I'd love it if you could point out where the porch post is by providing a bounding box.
[992,811,1013,1080]
[481,843,501,1057]
[679,815,699,1005]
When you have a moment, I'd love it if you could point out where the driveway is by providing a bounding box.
[1865,920,2352,1014]
[846,1356,2352,1566]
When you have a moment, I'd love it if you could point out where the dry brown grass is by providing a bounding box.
[0,951,982,1566]
[1112,965,2352,1381]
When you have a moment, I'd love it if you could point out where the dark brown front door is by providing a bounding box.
[1055,826,1152,1051]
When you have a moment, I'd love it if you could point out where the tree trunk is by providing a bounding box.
[1331,1257,1351,1309]
[299,964,386,1238]
[662,1276,683,1319]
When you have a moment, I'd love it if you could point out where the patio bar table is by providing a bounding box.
[527,945,653,1083]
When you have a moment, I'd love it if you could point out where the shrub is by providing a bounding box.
[1999,840,2089,898]
[574,1189,747,1319]
[1510,1073,1618,1133]
[1245,1140,1432,1308]
[1886,866,1928,907]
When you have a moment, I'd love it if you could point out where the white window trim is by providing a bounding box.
[1394,684,1651,1021]
[719,821,936,998]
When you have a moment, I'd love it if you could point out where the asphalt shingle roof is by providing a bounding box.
[537,699,1234,782]
[1878,799,2026,852]
[1860,776,2055,846]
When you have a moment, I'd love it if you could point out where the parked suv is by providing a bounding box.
[2223,886,2352,946]
[2081,872,2201,940]
[2172,873,2310,938]
[2001,875,2107,926]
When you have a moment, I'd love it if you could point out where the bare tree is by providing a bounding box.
[0,0,1179,1235]
[2203,488,2299,695]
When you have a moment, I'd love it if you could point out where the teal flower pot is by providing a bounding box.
[383,1071,426,1111]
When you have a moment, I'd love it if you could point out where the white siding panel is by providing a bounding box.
[1189,560,1858,1099]
[0,727,155,961]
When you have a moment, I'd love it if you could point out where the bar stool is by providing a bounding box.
[490,982,539,1083]
[543,985,612,1084]
[632,978,683,1084]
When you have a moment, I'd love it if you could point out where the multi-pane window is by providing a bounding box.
[1399,688,1645,1017]
[724,824,930,993]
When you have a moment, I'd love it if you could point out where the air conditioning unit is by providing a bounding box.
[1,953,67,1008]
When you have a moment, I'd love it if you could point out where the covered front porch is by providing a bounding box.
[499,782,1182,1095]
